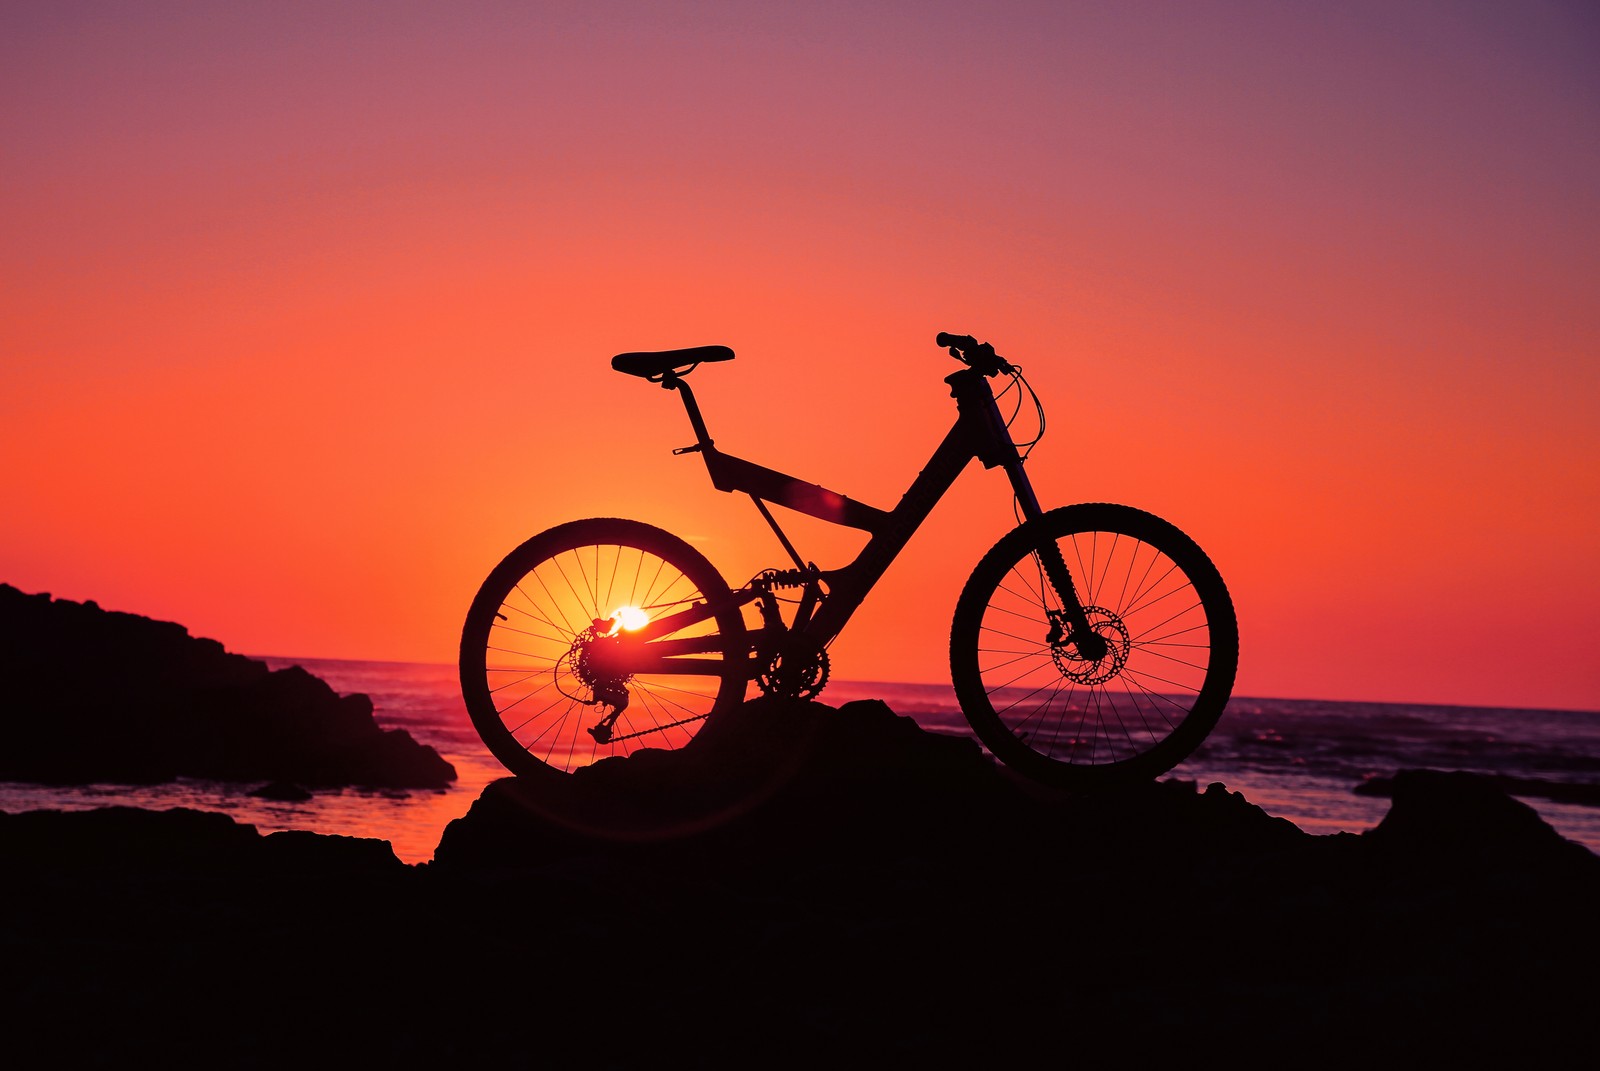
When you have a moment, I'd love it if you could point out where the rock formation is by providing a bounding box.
[1,697,1595,1065]
[3,588,1595,1064]
[0,583,454,788]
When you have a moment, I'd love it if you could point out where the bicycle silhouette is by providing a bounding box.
[460,334,1238,790]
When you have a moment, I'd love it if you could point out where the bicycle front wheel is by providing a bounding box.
[950,503,1238,791]
[460,518,750,777]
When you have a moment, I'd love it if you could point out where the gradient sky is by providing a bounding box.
[4,1,1597,710]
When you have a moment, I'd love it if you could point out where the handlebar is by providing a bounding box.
[936,332,1014,376]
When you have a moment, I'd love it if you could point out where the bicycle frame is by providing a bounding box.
[631,363,1099,671]
[462,338,1238,782]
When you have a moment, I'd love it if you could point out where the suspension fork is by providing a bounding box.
[949,364,1108,660]
[1001,451,1109,661]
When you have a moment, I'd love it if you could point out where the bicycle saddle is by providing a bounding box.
[611,345,734,380]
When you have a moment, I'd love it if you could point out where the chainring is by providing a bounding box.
[756,636,830,700]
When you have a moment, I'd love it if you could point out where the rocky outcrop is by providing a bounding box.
[0,804,405,874]
[0,583,454,788]
[2,692,1596,1065]
[1358,768,1600,807]
[430,695,1311,874]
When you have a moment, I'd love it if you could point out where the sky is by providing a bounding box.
[3,1,1597,711]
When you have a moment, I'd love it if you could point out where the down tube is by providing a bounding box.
[803,425,974,643]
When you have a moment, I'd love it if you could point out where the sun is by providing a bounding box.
[611,605,650,632]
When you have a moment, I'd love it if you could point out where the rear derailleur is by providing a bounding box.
[557,618,633,743]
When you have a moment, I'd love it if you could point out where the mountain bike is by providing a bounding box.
[459,333,1238,790]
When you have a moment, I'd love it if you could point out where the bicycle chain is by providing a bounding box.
[600,710,710,744]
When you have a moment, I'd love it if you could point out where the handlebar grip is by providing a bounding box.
[937,331,1014,376]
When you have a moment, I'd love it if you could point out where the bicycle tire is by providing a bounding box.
[950,503,1238,790]
[460,518,750,777]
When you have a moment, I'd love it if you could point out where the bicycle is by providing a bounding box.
[459,333,1238,790]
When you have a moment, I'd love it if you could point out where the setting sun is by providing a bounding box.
[611,606,650,633]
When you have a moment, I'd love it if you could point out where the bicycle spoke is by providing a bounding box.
[952,504,1236,786]
[462,520,749,775]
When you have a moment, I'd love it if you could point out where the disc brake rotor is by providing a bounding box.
[1050,605,1131,686]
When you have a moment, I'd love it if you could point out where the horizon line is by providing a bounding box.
[250,653,1600,717]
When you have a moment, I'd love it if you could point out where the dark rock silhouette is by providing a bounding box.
[4,695,1594,1065]
[431,695,1311,875]
[1364,767,1595,863]
[1357,768,1600,807]
[248,779,315,801]
[0,804,405,874]
[0,583,454,788]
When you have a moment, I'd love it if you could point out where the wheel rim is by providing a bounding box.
[972,524,1225,772]
[470,537,742,774]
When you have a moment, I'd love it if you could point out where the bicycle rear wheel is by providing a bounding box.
[460,518,750,777]
[950,503,1238,791]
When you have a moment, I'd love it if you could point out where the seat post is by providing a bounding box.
[662,372,715,450]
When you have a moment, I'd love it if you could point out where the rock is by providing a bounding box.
[430,695,1322,900]
[2,706,1597,1066]
[259,828,405,872]
[0,804,401,875]
[0,583,455,788]
[249,781,314,801]
[1357,769,1600,807]
[1362,768,1597,871]
[430,695,1043,873]
[0,804,264,872]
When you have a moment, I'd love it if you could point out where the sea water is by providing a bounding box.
[2,657,1596,865]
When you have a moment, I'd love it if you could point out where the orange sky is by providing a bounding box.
[4,2,1597,710]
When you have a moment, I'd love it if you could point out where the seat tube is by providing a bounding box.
[664,374,715,449]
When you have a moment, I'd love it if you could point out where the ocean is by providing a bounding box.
[3,657,1597,865]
